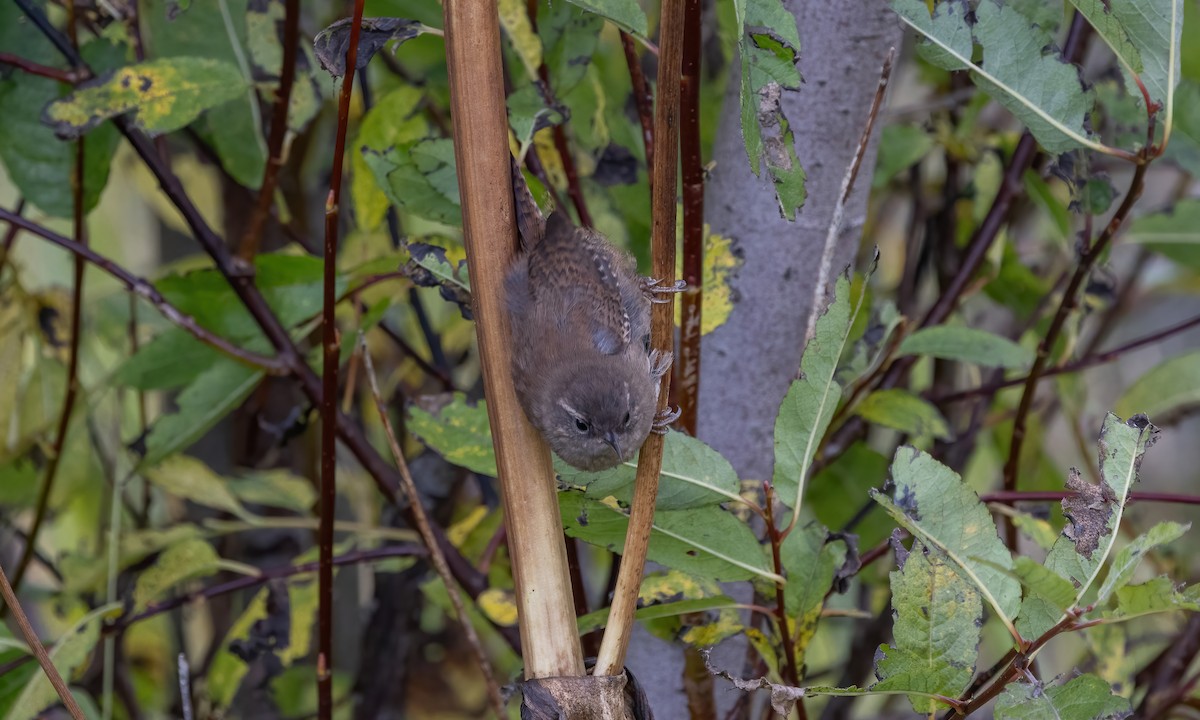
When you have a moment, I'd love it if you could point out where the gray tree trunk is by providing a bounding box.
[698,3,902,481]
[625,4,903,718]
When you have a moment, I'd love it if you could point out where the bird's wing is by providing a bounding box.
[527,211,631,355]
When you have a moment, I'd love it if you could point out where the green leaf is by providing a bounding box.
[44,57,247,138]
[228,469,317,512]
[1111,575,1200,618]
[407,393,497,477]
[245,0,323,133]
[507,84,568,153]
[363,140,462,226]
[781,523,846,661]
[139,358,264,468]
[142,0,266,186]
[872,447,1022,634]
[157,253,337,341]
[1124,199,1200,270]
[855,388,952,440]
[872,124,935,187]
[352,85,429,230]
[737,0,806,218]
[560,430,743,510]
[774,272,859,512]
[1116,349,1200,422]
[995,674,1130,719]
[1008,509,1059,551]
[0,7,123,217]
[112,328,220,390]
[562,0,646,35]
[1043,414,1158,619]
[541,2,606,94]
[808,442,890,548]
[1094,521,1189,607]
[133,537,224,610]
[1165,79,1200,175]
[899,325,1033,369]
[560,492,780,583]
[893,0,1099,154]
[143,454,252,518]
[1070,0,1182,122]
[5,604,117,720]
[1015,554,1077,639]
[875,544,980,714]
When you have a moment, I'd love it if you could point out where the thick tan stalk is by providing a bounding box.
[442,0,583,679]
[594,0,684,677]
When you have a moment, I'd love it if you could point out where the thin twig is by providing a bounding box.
[0,51,80,82]
[318,3,365,715]
[0,208,289,374]
[361,341,507,717]
[177,653,193,720]
[236,0,300,262]
[675,0,703,434]
[594,0,684,677]
[0,197,26,277]
[620,31,654,184]
[9,47,88,597]
[1002,160,1150,504]
[804,48,895,345]
[937,313,1200,403]
[113,545,426,630]
[0,562,86,720]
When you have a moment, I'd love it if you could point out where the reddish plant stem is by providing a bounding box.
[0,52,80,82]
[0,197,26,276]
[0,562,85,719]
[318,3,365,715]
[764,485,802,691]
[943,612,1081,719]
[1001,161,1150,518]
[936,312,1200,404]
[675,0,703,434]
[11,0,519,655]
[9,23,87,595]
[237,0,300,263]
[0,209,288,373]
[620,31,655,183]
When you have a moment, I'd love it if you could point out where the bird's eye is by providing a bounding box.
[574,418,589,433]
[622,412,631,427]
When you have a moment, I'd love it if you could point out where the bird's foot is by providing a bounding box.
[649,349,673,379]
[651,405,681,434]
[642,277,687,304]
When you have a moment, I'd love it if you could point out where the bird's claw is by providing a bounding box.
[649,349,673,379]
[642,277,687,304]
[651,405,681,434]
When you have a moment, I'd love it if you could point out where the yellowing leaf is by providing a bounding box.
[499,0,542,79]
[143,454,252,519]
[477,588,519,626]
[675,227,742,335]
[44,57,247,138]
[133,538,223,610]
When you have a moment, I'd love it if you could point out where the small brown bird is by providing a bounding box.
[505,172,682,471]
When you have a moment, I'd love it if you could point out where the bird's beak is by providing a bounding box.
[603,431,622,460]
